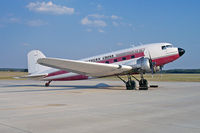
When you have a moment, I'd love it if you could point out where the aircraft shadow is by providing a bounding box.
[1,83,124,93]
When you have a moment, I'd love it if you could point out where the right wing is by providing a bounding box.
[37,58,133,77]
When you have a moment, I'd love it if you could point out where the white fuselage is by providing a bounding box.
[41,43,181,81]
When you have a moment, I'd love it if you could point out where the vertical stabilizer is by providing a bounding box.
[27,50,49,74]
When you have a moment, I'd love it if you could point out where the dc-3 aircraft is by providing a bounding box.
[26,43,185,90]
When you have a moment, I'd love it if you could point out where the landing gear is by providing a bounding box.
[126,76,136,90]
[45,81,52,87]
[117,73,148,90]
[117,75,136,90]
[138,73,148,90]
[139,79,148,90]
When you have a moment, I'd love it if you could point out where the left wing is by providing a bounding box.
[37,58,133,77]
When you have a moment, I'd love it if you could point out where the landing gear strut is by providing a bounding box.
[45,81,52,87]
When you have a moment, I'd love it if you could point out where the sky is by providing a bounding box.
[0,0,200,69]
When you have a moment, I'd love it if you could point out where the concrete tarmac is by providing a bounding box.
[0,79,200,133]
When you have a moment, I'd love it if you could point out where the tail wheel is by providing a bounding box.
[45,82,50,87]
[45,81,51,87]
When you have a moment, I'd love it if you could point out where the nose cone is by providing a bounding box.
[178,48,185,57]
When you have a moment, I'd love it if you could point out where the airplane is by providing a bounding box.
[26,42,185,90]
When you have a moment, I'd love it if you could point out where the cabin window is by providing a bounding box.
[131,55,135,59]
[122,57,126,60]
[114,59,118,62]
[105,61,109,64]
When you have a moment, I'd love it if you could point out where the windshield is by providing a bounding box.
[162,45,173,50]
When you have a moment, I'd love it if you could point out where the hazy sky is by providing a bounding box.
[0,0,199,69]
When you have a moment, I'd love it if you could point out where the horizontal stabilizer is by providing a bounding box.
[17,73,48,79]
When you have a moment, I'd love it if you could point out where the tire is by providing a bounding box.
[131,81,136,90]
[139,79,148,90]
[126,80,136,90]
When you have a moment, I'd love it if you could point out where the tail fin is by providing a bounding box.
[27,50,49,75]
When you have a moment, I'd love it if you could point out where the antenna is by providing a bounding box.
[130,41,135,47]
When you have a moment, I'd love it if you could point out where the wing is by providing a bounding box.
[37,58,133,77]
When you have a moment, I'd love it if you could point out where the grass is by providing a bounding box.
[0,72,199,82]
[0,72,27,80]
[102,74,200,82]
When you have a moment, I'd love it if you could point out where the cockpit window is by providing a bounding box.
[166,45,172,48]
[162,46,166,50]
[162,45,172,50]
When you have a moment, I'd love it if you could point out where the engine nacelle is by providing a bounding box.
[123,57,161,73]
[136,57,152,72]
[124,57,151,72]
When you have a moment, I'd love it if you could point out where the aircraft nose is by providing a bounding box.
[178,48,185,56]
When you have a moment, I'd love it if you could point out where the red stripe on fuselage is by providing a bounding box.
[153,54,179,66]
[99,52,144,63]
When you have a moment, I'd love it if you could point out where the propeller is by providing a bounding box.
[145,49,164,80]
[146,49,156,74]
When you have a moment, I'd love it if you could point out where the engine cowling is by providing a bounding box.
[136,57,152,72]
[123,57,151,72]
[124,57,162,73]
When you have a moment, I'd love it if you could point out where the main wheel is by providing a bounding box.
[139,79,148,90]
[126,80,136,90]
